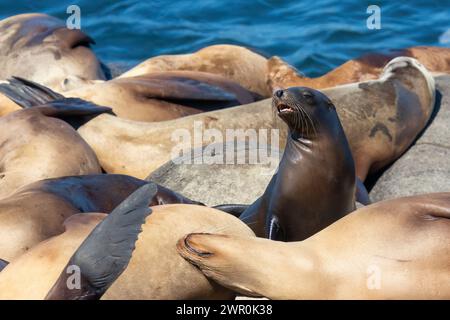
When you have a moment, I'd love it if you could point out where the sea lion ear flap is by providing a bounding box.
[45,183,158,300]
[0,77,114,128]
[0,258,9,272]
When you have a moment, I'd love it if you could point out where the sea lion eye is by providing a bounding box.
[302,91,314,101]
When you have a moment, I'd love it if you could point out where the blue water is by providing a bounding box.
[1,0,450,77]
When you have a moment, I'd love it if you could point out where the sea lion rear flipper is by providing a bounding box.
[0,77,113,128]
[45,183,157,300]
[213,204,249,217]
[0,258,9,272]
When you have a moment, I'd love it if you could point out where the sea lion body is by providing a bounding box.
[0,204,254,299]
[0,107,103,199]
[267,46,450,91]
[64,71,259,122]
[0,13,107,92]
[240,87,356,241]
[119,44,270,97]
[179,193,450,299]
[0,174,202,261]
[0,213,105,299]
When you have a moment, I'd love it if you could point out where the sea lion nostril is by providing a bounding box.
[275,89,284,98]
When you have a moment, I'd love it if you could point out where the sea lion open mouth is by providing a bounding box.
[276,103,295,114]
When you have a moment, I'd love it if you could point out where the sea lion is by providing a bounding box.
[267,46,450,91]
[0,184,254,299]
[0,174,202,261]
[0,57,435,181]
[370,74,450,201]
[0,79,112,199]
[178,192,450,299]
[1,71,260,122]
[0,13,108,92]
[63,71,260,122]
[119,44,270,97]
[239,86,357,241]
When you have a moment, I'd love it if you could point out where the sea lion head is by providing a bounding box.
[272,86,336,138]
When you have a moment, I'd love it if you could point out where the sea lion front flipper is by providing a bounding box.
[0,77,113,128]
[0,258,9,272]
[177,233,267,298]
[355,178,371,205]
[45,183,157,300]
[212,204,249,217]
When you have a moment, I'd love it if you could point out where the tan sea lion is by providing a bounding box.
[0,184,254,299]
[0,175,202,261]
[0,79,112,199]
[0,57,435,181]
[1,71,260,122]
[178,192,450,299]
[119,44,270,97]
[267,46,450,91]
[63,71,260,122]
[0,13,108,93]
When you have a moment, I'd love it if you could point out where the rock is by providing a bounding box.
[148,142,281,206]
[370,75,450,201]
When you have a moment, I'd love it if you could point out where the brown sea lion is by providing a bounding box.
[267,46,450,91]
[63,71,260,122]
[0,184,254,299]
[239,87,357,241]
[0,79,112,199]
[1,71,260,122]
[119,44,270,97]
[0,58,435,182]
[0,212,106,299]
[0,13,108,93]
[0,175,202,261]
[178,192,450,299]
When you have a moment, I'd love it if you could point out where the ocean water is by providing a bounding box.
[1,0,449,77]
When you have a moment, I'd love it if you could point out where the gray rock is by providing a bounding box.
[148,142,281,206]
[370,75,450,201]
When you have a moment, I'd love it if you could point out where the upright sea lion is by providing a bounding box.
[0,175,202,261]
[0,58,435,181]
[0,184,254,299]
[0,79,112,199]
[267,46,450,91]
[0,13,108,92]
[239,87,357,241]
[119,44,270,97]
[178,192,450,299]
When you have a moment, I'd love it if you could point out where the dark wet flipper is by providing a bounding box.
[0,77,113,128]
[356,178,371,205]
[45,183,158,300]
[0,258,8,272]
[213,204,249,217]
[0,76,65,108]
